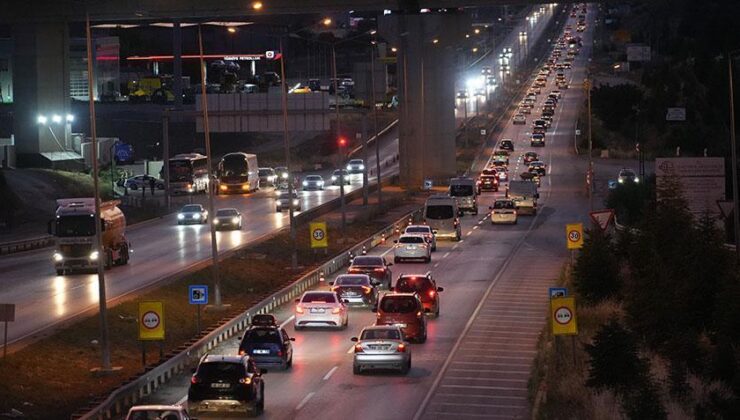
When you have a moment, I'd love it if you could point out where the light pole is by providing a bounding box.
[278,37,298,269]
[370,41,382,206]
[585,77,594,211]
[728,50,740,256]
[331,44,347,235]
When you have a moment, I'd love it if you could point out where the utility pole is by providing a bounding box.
[362,114,369,205]
[162,112,170,210]
[86,14,112,372]
[370,43,382,206]
[197,25,223,307]
[279,37,298,269]
[332,45,346,234]
[586,77,593,211]
[728,52,740,258]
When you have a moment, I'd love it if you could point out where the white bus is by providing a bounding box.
[216,152,259,194]
[168,153,209,194]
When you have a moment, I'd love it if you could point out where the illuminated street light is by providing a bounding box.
[66,114,74,122]
[323,18,332,27]
[251,1,263,10]
[432,38,439,44]
[391,47,398,53]
[227,27,237,33]
[37,115,48,125]
[474,28,481,35]
[472,47,478,53]
[465,34,470,39]
[52,114,62,124]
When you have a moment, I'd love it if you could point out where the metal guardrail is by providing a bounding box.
[0,235,54,255]
[76,207,422,420]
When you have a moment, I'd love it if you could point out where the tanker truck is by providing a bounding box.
[49,198,130,275]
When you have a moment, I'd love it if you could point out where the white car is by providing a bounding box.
[618,168,639,184]
[302,175,325,191]
[125,405,190,420]
[393,234,432,263]
[490,199,518,224]
[512,114,526,125]
[351,325,411,375]
[177,204,208,225]
[294,291,348,330]
[404,225,437,251]
[519,106,531,114]
[346,159,365,174]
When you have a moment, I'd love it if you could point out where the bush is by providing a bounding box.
[573,228,621,303]
[604,175,654,227]
[586,318,647,395]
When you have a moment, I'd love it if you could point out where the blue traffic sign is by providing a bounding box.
[189,285,208,305]
[548,287,567,299]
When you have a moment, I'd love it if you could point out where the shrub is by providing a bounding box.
[573,228,621,303]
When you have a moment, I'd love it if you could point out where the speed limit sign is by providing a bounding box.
[566,223,583,249]
[310,222,328,248]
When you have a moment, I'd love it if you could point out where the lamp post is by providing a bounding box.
[278,37,298,269]
[585,77,593,212]
[728,50,740,257]
[370,41,382,206]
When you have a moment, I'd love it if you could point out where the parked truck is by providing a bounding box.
[506,181,539,215]
[50,198,130,275]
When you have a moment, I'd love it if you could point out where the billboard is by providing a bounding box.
[656,157,725,217]
[626,44,651,62]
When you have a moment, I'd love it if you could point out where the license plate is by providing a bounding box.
[344,292,358,297]
[394,323,407,328]
[253,349,270,354]
[369,345,391,350]
[310,308,325,314]
[210,383,230,389]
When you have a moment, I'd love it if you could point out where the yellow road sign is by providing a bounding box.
[551,296,578,336]
[138,301,165,341]
[566,223,584,249]
[310,222,328,248]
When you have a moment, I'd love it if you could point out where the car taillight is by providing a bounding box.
[354,344,364,353]
[397,343,407,353]
[330,286,338,292]
[239,377,252,385]
[239,349,246,356]
[428,290,436,298]
[296,305,304,314]
[374,268,385,272]
[191,375,201,384]
[332,307,341,314]
[362,286,372,294]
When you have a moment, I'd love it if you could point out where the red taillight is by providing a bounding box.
[374,268,385,272]
[191,375,201,384]
[397,343,406,353]
[362,286,372,294]
[332,307,341,314]
[239,349,246,356]
[296,305,304,314]
[239,377,252,385]
[354,344,364,353]
[428,290,436,298]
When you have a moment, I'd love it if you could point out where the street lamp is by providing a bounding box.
[37,113,74,150]
[251,1,263,11]
[727,50,740,257]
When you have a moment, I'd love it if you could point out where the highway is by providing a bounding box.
[135,5,595,419]
[0,6,557,351]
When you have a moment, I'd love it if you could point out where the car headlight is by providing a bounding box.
[89,251,99,261]
[618,178,624,184]
[213,219,219,224]
[193,213,201,219]
[359,165,365,170]
[53,252,63,262]
[302,181,308,186]
[318,181,324,185]
[634,178,640,183]
[346,165,352,171]
[232,217,240,224]
[282,173,289,179]
[242,184,249,190]
[293,199,300,205]
[331,176,337,181]
[177,213,185,220]
[220,185,228,191]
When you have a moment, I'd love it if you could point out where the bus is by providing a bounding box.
[216,152,259,194]
[168,153,209,194]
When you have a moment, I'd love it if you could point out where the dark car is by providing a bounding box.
[188,354,265,417]
[523,151,539,164]
[348,256,393,289]
[477,175,499,193]
[374,293,427,343]
[393,273,444,317]
[499,139,514,151]
[251,314,277,327]
[238,326,295,370]
[330,274,379,307]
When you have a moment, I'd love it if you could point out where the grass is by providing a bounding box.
[0,191,411,419]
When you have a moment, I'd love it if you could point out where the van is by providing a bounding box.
[449,177,478,215]
[423,195,461,241]
[507,180,540,215]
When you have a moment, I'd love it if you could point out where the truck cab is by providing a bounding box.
[506,181,540,215]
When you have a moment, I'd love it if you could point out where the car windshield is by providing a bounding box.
[335,275,369,286]
[425,205,454,220]
[182,205,201,212]
[494,201,516,209]
[197,362,246,382]
[399,236,425,244]
[280,193,299,199]
[56,215,96,237]
[242,328,282,343]
[333,170,348,176]
[621,170,636,177]
[216,209,238,216]
[302,293,336,303]
[349,160,363,165]
[450,185,474,196]
[527,153,538,158]
[258,169,273,176]
[306,176,321,181]
[361,329,401,340]
[380,296,417,313]
[396,276,433,293]
[128,410,182,420]
[351,256,383,266]
[406,227,431,234]
[482,169,497,176]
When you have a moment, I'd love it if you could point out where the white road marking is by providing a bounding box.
[323,366,339,381]
[443,252,450,259]
[466,231,473,236]
[381,246,395,257]
[347,345,356,354]
[296,392,315,410]
[176,395,187,405]
[280,315,295,328]
[434,263,440,268]
[473,226,479,230]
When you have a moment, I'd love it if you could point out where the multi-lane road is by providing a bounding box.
[134,4,595,419]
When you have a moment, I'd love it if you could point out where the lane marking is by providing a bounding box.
[296,392,315,411]
[176,395,187,405]
[381,247,395,257]
[323,366,339,381]
[347,345,355,354]
[473,226,479,230]
[280,315,295,328]
[434,263,440,268]
[443,252,451,259]
[466,231,473,236]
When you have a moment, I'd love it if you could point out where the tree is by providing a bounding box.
[586,318,648,394]
[572,227,621,303]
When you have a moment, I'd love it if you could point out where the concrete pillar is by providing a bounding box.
[12,22,70,159]
[173,21,183,110]
[380,13,469,188]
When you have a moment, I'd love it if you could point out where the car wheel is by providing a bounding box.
[418,329,427,343]
[353,364,362,375]
[286,355,293,369]
[425,256,431,263]
[401,358,411,375]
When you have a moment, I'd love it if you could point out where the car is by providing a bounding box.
[238,325,295,369]
[251,314,277,327]
[393,234,432,263]
[404,224,437,251]
[374,293,427,343]
[213,208,242,230]
[477,174,499,193]
[187,354,265,418]
[346,159,365,174]
[550,90,562,100]
[123,175,165,191]
[519,106,531,114]
[530,85,541,94]
[533,126,546,136]
[493,150,510,165]
[541,107,555,117]
[499,139,515,151]
[351,325,411,375]
[294,291,348,330]
[533,119,547,131]
[393,273,444,317]
[275,192,301,212]
[302,175,325,191]
[529,161,547,176]
[490,199,518,224]
[331,169,351,186]
[177,204,208,225]
[618,168,640,184]
[481,66,493,75]
[541,115,553,128]
[523,151,539,164]
[125,405,190,420]
[456,89,468,99]
[258,167,277,187]
[531,133,545,147]
[274,166,289,181]
[348,255,393,288]
[496,166,509,182]
[520,171,541,187]
[512,114,526,125]
[330,274,379,307]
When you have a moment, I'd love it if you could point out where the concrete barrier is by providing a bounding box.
[0,235,54,255]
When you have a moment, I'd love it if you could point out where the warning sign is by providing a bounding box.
[551,296,578,336]
[138,301,165,341]
[310,222,328,248]
[566,223,584,250]
[589,209,614,231]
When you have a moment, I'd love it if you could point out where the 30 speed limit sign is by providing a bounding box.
[566,223,584,249]
[310,222,328,248]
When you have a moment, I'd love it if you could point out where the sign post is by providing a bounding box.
[189,285,209,335]
[0,303,14,358]
[310,222,328,250]
[566,223,584,267]
[551,296,579,365]
[138,301,165,366]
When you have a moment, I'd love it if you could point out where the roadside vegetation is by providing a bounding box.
[530,182,740,419]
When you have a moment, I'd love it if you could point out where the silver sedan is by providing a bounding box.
[352,325,411,374]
